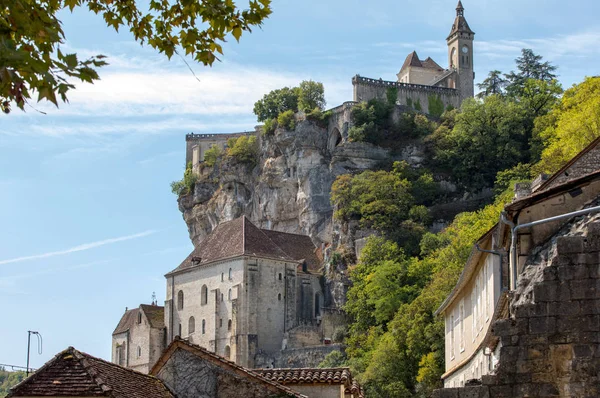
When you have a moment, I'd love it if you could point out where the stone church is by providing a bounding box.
[113,216,327,371]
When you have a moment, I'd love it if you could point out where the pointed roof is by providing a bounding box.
[112,305,164,335]
[150,338,306,398]
[167,216,320,275]
[400,51,423,72]
[447,0,474,40]
[421,57,444,71]
[7,347,173,398]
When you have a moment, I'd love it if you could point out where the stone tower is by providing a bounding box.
[447,1,475,103]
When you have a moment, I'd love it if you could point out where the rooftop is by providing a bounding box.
[7,347,173,398]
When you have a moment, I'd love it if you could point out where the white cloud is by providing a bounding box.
[0,230,157,265]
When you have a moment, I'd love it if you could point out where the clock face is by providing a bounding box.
[462,45,468,54]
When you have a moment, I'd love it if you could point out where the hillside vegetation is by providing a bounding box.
[327,51,600,397]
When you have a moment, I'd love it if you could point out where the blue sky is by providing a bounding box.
[1,0,600,370]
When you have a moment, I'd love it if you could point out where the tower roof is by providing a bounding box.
[447,1,474,40]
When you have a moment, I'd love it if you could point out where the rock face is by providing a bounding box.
[179,117,392,248]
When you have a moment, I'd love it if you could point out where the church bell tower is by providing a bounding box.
[447,1,475,102]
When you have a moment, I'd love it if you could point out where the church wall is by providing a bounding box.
[352,76,460,115]
[167,257,245,362]
[401,66,444,86]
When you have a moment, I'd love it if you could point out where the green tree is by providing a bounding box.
[253,87,299,122]
[493,163,531,195]
[227,135,258,165]
[203,144,222,167]
[170,162,198,195]
[431,95,530,191]
[0,368,26,396]
[534,76,600,174]
[1,0,272,113]
[277,109,295,130]
[318,350,347,368]
[297,80,325,112]
[476,70,507,98]
[505,49,558,98]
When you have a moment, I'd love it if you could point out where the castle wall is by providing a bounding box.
[352,75,460,115]
[185,132,255,169]
[398,66,443,86]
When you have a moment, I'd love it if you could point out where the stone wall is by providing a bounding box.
[433,214,600,398]
[254,344,343,368]
[352,75,460,115]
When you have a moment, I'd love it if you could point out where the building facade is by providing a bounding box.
[112,304,166,374]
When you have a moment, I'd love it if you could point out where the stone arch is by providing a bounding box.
[224,345,231,359]
[188,316,195,334]
[177,290,184,310]
[328,127,343,152]
[201,285,208,305]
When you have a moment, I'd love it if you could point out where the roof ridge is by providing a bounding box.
[153,338,306,398]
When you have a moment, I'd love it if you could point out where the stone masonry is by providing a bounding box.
[433,213,600,398]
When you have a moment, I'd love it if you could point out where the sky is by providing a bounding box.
[2,0,600,371]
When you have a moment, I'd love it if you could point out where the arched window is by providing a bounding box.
[228,319,232,331]
[188,316,195,334]
[202,319,206,334]
[137,346,142,358]
[278,293,282,301]
[137,312,142,324]
[228,289,232,301]
[177,290,184,310]
[228,268,232,280]
[178,323,182,337]
[201,285,208,305]
[278,273,282,281]
[224,345,231,359]
[221,272,224,282]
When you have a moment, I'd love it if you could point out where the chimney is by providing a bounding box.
[514,182,532,200]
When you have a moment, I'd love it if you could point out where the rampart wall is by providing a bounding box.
[352,75,460,115]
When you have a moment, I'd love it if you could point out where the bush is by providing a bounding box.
[227,135,259,166]
[318,350,347,368]
[203,144,222,167]
[253,87,299,122]
[170,162,198,196]
[305,107,331,127]
[262,118,277,135]
[277,110,295,130]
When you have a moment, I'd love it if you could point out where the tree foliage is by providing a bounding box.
[534,76,600,174]
[0,368,26,396]
[430,95,530,191]
[476,70,507,98]
[253,80,325,122]
[226,135,258,165]
[203,144,222,167]
[1,0,272,113]
[170,162,198,196]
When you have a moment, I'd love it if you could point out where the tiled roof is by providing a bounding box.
[150,338,306,398]
[168,216,319,274]
[140,304,165,329]
[421,57,444,71]
[400,51,422,72]
[256,367,351,384]
[7,347,173,398]
[261,229,321,271]
[112,308,137,335]
[257,367,364,397]
[113,305,164,335]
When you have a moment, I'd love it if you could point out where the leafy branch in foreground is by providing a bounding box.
[1,0,272,113]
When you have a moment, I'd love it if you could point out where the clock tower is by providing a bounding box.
[447,1,475,102]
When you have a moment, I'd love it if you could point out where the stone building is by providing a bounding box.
[353,1,475,113]
[112,304,166,374]
[433,137,600,397]
[164,216,324,368]
[186,131,254,170]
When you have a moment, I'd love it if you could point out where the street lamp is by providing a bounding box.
[26,331,42,376]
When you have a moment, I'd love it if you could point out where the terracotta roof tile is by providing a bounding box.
[421,57,444,71]
[256,367,351,384]
[7,347,173,398]
[112,308,137,335]
[140,305,165,329]
[168,216,319,274]
[400,51,422,72]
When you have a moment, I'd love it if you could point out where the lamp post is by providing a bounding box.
[26,331,41,376]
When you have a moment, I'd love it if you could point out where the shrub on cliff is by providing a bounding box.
[277,110,296,130]
[170,162,198,196]
[253,80,326,123]
[297,80,326,112]
[226,136,259,166]
[203,145,222,167]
